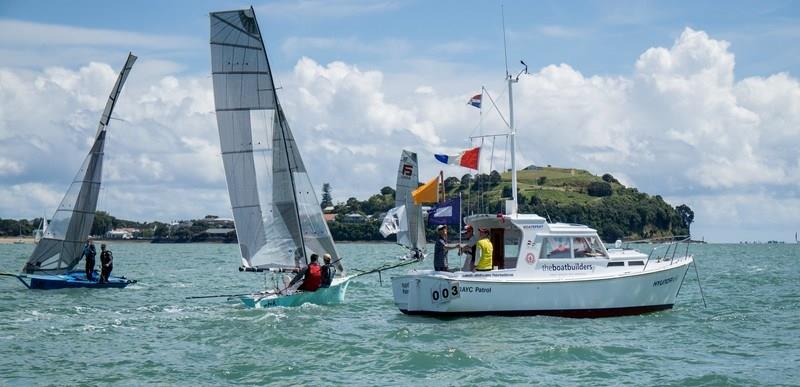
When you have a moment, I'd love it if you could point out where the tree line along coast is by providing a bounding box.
[1,166,694,244]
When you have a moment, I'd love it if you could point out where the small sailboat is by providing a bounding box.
[380,150,427,259]
[390,62,694,318]
[1,54,138,290]
[33,211,48,244]
[209,8,350,309]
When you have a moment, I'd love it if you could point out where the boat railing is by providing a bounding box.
[642,236,691,271]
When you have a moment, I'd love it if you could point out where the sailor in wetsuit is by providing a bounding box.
[81,237,97,281]
[320,253,336,288]
[99,243,113,283]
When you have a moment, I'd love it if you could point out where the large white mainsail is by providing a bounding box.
[23,53,137,274]
[382,150,426,254]
[210,8,342,273]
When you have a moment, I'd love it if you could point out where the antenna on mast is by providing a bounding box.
[501,3,509,78]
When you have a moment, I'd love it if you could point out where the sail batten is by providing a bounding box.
[23,53,136,274]
[211,8,342,273]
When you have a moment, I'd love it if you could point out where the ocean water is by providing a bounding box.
[0,242,798,386]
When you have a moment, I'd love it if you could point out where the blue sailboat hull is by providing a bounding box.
[25,271,136,290]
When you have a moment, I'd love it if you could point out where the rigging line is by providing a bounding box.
[483,88,510,129]
[489,136,496,173]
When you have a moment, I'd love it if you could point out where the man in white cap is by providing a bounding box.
[433,225,458,272]
[320,253,336,288]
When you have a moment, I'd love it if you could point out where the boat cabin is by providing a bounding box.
[463,213,640,276]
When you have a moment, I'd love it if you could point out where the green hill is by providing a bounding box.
[447,166,690,241]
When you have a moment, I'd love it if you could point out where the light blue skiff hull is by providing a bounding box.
[240,278,351,309]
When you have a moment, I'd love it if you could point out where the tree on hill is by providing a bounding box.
[587,181,613,197]
[380,186,395,197]
[489,170,502,186]
[460,174,472,190]
[676,204,695,236]
[444,176,460,191]
[321,183,333,208]
[536,176,547,186]
[602,173,619,184]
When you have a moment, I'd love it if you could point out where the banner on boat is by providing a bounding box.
[412,176,439,205]
[434,147,480,170]
[427,197,461,225]
[468,93,482,108]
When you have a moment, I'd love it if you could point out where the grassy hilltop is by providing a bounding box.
[328,165,693,242]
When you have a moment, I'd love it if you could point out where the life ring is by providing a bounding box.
[526,253,536,264]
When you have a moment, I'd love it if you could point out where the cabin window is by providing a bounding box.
[572,236,608,258]
[503,229,522,269]
[542,237,572,258]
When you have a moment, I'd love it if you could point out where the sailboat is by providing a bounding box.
[33,211,48,244]
[390,64,694,317]
[380,150,427,259]
[0,54,138,289]
[209,8,350,309]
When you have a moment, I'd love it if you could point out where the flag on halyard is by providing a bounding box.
[434,146,480,170]
[412,176,439,205]
[468,93,482,108]
[427,197,461,225]
[379,205,406,238]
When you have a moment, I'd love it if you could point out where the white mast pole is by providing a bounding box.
[508,75,518,215]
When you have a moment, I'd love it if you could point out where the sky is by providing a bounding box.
[0,0,799,243]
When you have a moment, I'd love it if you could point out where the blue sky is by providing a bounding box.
[1,0,799,242]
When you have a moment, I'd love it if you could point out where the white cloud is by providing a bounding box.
[257,0,400,19]
[2,26,799,242]
[0,157,23,176]
[0,19,203,50]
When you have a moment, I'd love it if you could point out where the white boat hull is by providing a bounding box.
[241,277,351,309]
[391,257,693,317]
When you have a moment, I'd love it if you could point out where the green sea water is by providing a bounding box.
[1,242,798,386]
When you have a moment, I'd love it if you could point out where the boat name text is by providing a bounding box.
[541,263,593,271]
[652,277,676,287]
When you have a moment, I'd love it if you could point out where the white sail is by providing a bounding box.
[379,205,406,238]
[210,8,342,273]
[23,53,136,274]
[392,150,426,252]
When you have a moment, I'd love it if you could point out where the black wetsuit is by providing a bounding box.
[100,250,113,283]
[83,244,96,281]
[320,264,336,288]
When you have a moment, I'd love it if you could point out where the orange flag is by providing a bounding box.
[412,176,439,204]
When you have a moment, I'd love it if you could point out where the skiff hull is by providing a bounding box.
[391,257,692,318]
[22,271,136,290]
[240,277,351,309]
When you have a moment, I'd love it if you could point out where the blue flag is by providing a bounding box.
[427,197,461,225]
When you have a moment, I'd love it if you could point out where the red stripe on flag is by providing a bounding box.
[459,147,480,170]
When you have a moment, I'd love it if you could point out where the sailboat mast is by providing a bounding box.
[507,75,518,214]
[251,7,308,265]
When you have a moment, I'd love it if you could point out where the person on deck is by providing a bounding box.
[289,253,322,292]
[320,253,336,288]
[434,225,458,272]
[99,243,113,283]
[475,228,494,271]
[459,225,477,271]
[81,237,97,281]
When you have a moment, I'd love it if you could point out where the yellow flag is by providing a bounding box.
[412,176,439,204]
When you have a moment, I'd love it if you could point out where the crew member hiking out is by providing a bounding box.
[289,253,322,292]
[99,243,113,283]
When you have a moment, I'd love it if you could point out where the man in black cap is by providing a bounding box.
[99,243,113,283]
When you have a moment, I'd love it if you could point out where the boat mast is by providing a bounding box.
[251,6,309,265]
[502,5,519,216]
